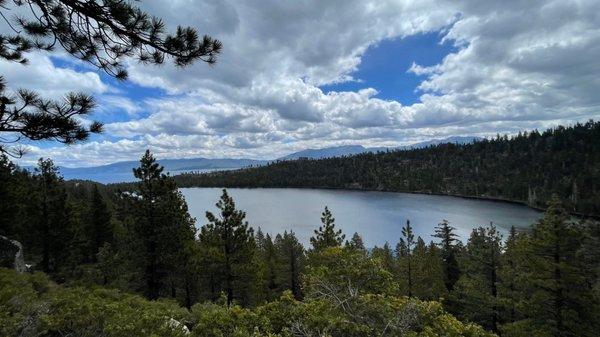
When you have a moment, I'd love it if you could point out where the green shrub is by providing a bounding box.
[1,268,494,337]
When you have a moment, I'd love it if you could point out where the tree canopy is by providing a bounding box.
[175,121,600,216]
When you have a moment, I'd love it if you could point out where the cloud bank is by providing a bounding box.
[2,0,599,166]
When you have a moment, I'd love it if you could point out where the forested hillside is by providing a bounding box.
[174,121,600,216]
[2,151,600,336]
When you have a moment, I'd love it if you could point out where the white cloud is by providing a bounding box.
[0,53,108,98]
[5,0,600,166]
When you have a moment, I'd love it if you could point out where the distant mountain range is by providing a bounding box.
[280,136,480,160]
[25,158,267,184]
[24,136,480,183]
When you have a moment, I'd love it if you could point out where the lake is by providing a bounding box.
[180,188,542,247]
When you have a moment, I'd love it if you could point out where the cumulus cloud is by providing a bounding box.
[5,0,600,166]
[0,53,108,98]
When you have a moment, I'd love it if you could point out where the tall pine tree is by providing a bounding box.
[310,206,345,251]
[124,150,196,300]
[198,189,257,306]
[87,185,113,262]
[433,220,461,292]
[518,197,595,337]
[274,231,305,300]
[400,220,415,297]
[452,224,502,332]
[34,158,72,274]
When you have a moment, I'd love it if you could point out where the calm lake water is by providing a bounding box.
[180,188,542,247]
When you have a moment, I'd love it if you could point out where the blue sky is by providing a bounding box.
[2,0,599,167]
[321,32,456,105]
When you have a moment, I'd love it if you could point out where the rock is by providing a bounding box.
[0,235,27,273]
[166,317,190,335]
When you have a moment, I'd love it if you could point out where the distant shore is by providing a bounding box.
[177,184,600,221]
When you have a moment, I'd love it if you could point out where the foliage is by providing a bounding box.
[198,189,257,306]
[174,121,600,215]
[0,0,221,156]
[0,266,495,337]
[119,150,197,300]
[433,220,461,292]
[509,197,597,337]
[1,151,600,336]
[305,246,398,299]
[0,268,190,337]
[452,224,503,332]
[310,206,345,251]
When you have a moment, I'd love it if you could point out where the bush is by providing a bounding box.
[1,268,493,337]
[0,268,190,337]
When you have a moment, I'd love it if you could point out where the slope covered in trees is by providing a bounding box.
[174,121,600,216]
[2,151,600,336]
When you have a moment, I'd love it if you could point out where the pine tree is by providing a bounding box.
[0,155,16,236]
[256,231,281,301]
[0,155,32,240]
[452,224,502,332]
[498,226,525,327]
[310,206,345,251]
[345,232,366,251]
[372,242,396,275]
[577,220,600,325]
[198,189,257,306]
[124,150,196,300]
[0,0,221,156]
[87,185,113,262]
[395,238,408,258]
[34,158,72,274]
[421,241,447,300]
[519,197,595,337]
[433,219,461,292]
[401,220,415,297]
[274,231,305,300]
[404,237,446,300]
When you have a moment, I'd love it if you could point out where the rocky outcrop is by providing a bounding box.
[0,235,26,273]
[166,317,190,335]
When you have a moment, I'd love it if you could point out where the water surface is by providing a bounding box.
[181,188,542,247]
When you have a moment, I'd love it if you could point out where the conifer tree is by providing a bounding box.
[433,219,461,291]
[419,241,447,300]
[395,238,408,258]
[452,224,502,332]
[310,206,345,251]
[198,189,257,306]
[345,232,366,251]
[498,226,525,327]
[0,0,221,156]
[87,185,113,262]
[401,220,415,297]
[518,197,595,337]
[124,150,196,300]
[33,158,72,274]
[0,156,15,235]
[0,155,31,239]
[577,220,600,324]
[274,230,305,300]
[256,231,281,301]
[372,242,396,275]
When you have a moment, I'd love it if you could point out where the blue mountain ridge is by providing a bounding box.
[280,136,480,160]
[22,136,480,183]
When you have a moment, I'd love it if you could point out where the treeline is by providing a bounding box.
[173,120,600,216]
[2,152,600,336]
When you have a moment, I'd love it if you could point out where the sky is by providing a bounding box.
[2,0,600,167]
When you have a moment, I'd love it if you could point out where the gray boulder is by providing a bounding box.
[0,235,27,272]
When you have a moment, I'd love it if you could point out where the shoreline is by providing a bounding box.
[177,184,600,220]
